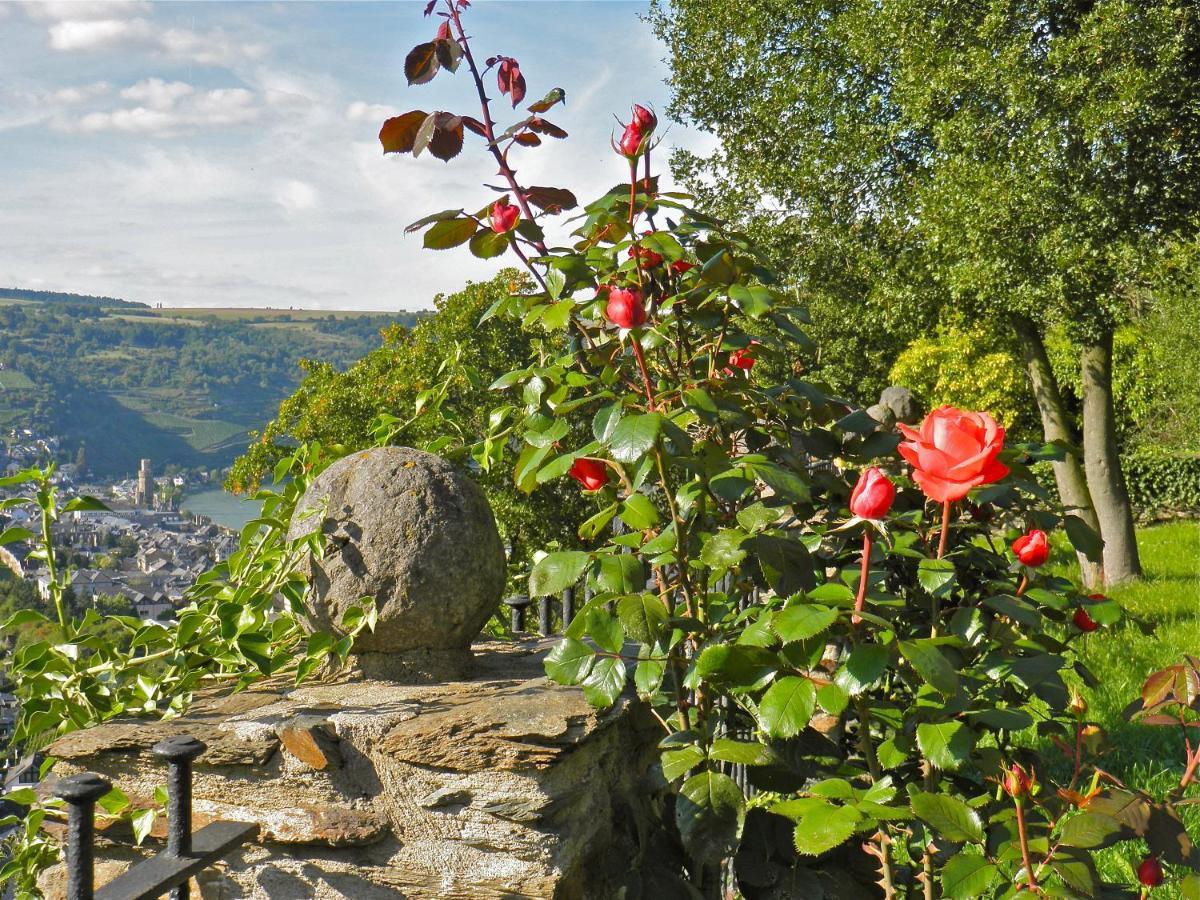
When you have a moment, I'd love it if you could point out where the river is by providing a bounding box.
[180,487,262,531]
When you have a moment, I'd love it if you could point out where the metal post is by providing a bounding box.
[153,735,206,900]
[56,772,111,900]
[562,586,575,628]
[503,596,531,633]
[538,596,552,636]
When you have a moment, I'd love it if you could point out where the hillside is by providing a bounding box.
[0,289,419,477]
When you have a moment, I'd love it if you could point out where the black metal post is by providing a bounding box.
[561,586,575,627]
[56,772,112,900]
[153,735,205,900]
[504,595,531,632]
[538,596,552,636]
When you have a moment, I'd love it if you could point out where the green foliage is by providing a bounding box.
[890,325,1034,433]
[229,274,591,570]
[1124,449,1200,515]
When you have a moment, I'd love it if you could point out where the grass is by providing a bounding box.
[1052,521,1200,890]
[149,307,387,321]
[0,370,36,390]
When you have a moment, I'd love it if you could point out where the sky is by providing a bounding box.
[0,0,716,310]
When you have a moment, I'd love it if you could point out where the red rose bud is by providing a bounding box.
[629,244,663,267]
[1003,762,1034,800]
[618,121,645,157]
[1137,855,1164,887]
[631,103,657,134]
[605,287,646,329]
[489,199,519,234]
[850,467,895,520]
[1073,606,1099,633]
[728,348,756,371]
[1012,529,1049,568]
[568,458,609,492]
[670,260,695,275]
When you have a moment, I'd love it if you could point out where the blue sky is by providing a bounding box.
[0,1,715,310]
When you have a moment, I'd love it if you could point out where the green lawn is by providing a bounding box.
[1056,522,1200,890]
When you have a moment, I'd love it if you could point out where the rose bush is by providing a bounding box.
[381,3,1199,895]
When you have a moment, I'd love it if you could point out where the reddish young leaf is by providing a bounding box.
[423,0,436,15]
[379,110,429,154]
[428,114,464,162]
[510,71,527,106]
[513,132,542,147]
[528,118,568,139]
[461,116,487,137]
[527,87,566,114]
[436,19,451,40]
[497,57,526,108]
[524,185,578,214]
[405,42,440,85]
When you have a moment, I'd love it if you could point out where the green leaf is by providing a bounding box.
[0,526,34,545]
[130,807,157,845]
[746,460,810,503]
[710,738,772,766]
[585,606,624,653]
[817,682,849,716]
[899,639,959,696]
[835,643,891,696]
[916,721,974,771]
[1058,811,1123,849]
[634,655,664,696]
[773,604,837,643]
[941,853,997,900]
[619,493,660,530]
[423,217,477,250]
[694,645,776,691]
[662,745,705,781]
[758,676,816,739]
[792,803,860,856]
[544,637,594,684]
[528,551,589,597]
[581,656,626,708]
[609,413,662,463]
[700,528,748,568]
[1064,514,1103,563]
[592,401,624,443]
[468,228,510,259]
[676,771,746,864]
[917,557,956,596]
[594,554,644,594]
[1181,873,1200,900]
[617,593,667,644]
[910,791,984,843]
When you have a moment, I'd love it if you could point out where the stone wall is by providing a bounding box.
[45,641,677,899]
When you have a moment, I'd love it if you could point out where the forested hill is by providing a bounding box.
[0,291,419,477]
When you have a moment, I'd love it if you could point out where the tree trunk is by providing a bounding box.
[1081,331,1142,584]
[1010,315,1104,588]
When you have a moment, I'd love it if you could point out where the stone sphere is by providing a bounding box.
[288,447,506,662]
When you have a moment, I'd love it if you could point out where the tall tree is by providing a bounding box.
[650,0,1200,584]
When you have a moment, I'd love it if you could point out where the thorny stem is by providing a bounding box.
[853,531,872,628]
[1014,799,1039,893]
[936,499,952,559]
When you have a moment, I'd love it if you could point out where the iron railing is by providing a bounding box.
[54,735,257,900]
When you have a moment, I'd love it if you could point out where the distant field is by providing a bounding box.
[0,370,37,390]
[152,307,398,321]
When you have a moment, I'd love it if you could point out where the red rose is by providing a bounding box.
[605,287,645,329]
[1002,762,1034,799]
[897,405,1009,504]
[568,458,609,492]
[728,348,755,371]
[631,103,657,134]
[1137,855,1164,888]
[849,467,895,520]
[489,199,519,234]
[1073,606,1099,632]
[618,121,644,157]
[629,244,664,267]
[1012,529,1049,567]
[670,260,695,275]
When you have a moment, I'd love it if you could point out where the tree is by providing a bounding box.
[649,0,1200,584]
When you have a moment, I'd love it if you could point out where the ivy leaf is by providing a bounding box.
[940,854,997,900]
[617,594,667,645]
[917,557,956,596]
[528,551,589,597]
[544,637,594,685]
[792,803,861,856]
[423,218,477,250]
[676,771,746,865]
[758,676,816,739]
[609,413,662,463]
[916,721,974,771]
[910,791,984,842]
[899,639,959,696]
[581,656,626,708]
[130,808,157,846]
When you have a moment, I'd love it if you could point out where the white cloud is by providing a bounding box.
[23,1,147,22]
[48,17,153,51]
[346,101,397,123]
[52,81,110,104]
[120,78,192,110]
[158,27,266,67]
[111,147,253,205]
[275,180,319,214]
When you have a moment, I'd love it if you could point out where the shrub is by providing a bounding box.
[1124,448,1200,516]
